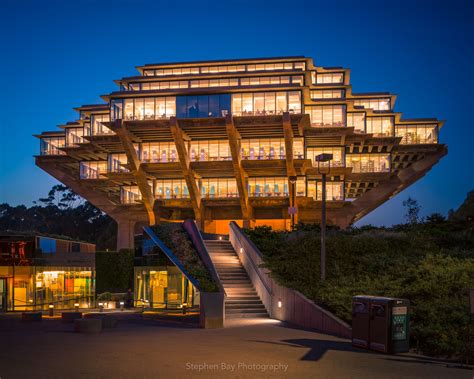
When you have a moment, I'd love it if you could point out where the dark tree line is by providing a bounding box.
[0,185,116,250]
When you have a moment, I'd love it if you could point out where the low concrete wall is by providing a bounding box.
[229,222,351,339]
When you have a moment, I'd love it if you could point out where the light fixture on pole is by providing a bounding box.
[315,153,333,281]
[289,175,298,230]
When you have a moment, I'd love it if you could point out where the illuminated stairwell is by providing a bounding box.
[204,240,268,318]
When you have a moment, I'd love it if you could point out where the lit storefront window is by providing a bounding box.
[306,147,344,167]
[366,117,394,137]
[199,178,238,198]
[189,140,231,161]
[396,124,438,144]
[346,154,390,173]
[5,267,94,311]
[231,91,301,116]
[135,267,197,309]
[80,161,107,179]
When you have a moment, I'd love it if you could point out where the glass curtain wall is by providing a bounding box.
[91,114,112,135]
[314,72,344,84]
[153,179,189,199]
[311,90,345,99]
[111,97,176,121]
[199,178,238,198]
[134,267,196,309]
[231,91,301,116]
[120,186,142,204]
[108,153,129,173]
[176,94,231,118]
[66,128,84,146]
[306,147,344,167]
[79,161,107,179]
[346,154,391,173]
[347,113,366,133]
[40,137,66,155]
[366,117,394,137]
[396,124,438,144]
[307,181,344,201]
[189,140,231,161]
[7,266,94,311]
[239,138,304,160]
[307,105,346,127]
[354,98,391,111]
[140,142,178,163]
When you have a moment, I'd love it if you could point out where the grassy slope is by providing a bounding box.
[246,221,474,358]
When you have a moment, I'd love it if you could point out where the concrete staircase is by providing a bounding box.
[204,239,268,318]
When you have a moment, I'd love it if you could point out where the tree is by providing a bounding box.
[403,197,421,224]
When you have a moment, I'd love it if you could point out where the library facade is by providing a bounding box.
[35,56,446,248]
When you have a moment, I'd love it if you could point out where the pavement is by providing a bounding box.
[0,313,471,378]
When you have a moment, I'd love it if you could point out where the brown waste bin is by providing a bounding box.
[352,296,410,354]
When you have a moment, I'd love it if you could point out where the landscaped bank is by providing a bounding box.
[245,219,474,360]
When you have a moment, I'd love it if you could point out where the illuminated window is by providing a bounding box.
[140,142,178,163]
[80,161,107,179]
[154,179,189,199]
[311,90,345,99]
[200,178,238,198]
[347,113,365,133]
[366,117,394,137]
[40,137,65,155]
[307,105,346,127]
[315,73,344,84]
[232,92,301,116]
[307,181,344,201]
[354,98,391,111]
[396,124,438,144]
[108,153,129,173]
[247,177,289,197]
[120,186,142,204]
[306,147,344,167]
[66,128,84,146]
[346,154,390,173]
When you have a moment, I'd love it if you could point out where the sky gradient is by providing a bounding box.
[0,0,473,226]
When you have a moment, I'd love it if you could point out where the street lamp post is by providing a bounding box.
[289,175,297,230]
[315,153,333,281]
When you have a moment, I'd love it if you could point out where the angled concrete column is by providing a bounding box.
[170,117,203,228]
[114,119,156,226]
[225,114,251,223]
[283,112,297,227]
[116,218,136,250]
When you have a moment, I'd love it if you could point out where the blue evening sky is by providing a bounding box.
[0,0,472,225]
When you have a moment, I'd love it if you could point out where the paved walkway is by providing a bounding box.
[0,314,471,378]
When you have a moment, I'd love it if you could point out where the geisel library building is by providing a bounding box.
[35,56,447,249]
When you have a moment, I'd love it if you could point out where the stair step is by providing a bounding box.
[226,308,268,314]
[225,313,268,319]
[226,304,266,310]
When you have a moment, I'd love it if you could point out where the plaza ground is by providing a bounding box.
[0,313,471,378]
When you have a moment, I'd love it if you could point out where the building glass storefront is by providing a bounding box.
[0,266,95,311]
[134,267,198,309]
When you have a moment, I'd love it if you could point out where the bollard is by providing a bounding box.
[48,304,54,317]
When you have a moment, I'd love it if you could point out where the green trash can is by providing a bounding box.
[352,296,410,354]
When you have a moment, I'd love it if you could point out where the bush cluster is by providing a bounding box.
[245,220,474,359]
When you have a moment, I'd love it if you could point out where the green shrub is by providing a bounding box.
[245,222,474,359]
[96,249,134,293]
[151,223,219,292]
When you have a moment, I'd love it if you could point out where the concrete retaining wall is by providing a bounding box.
[229,222,351,339]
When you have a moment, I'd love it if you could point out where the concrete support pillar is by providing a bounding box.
[116,219,136,251]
